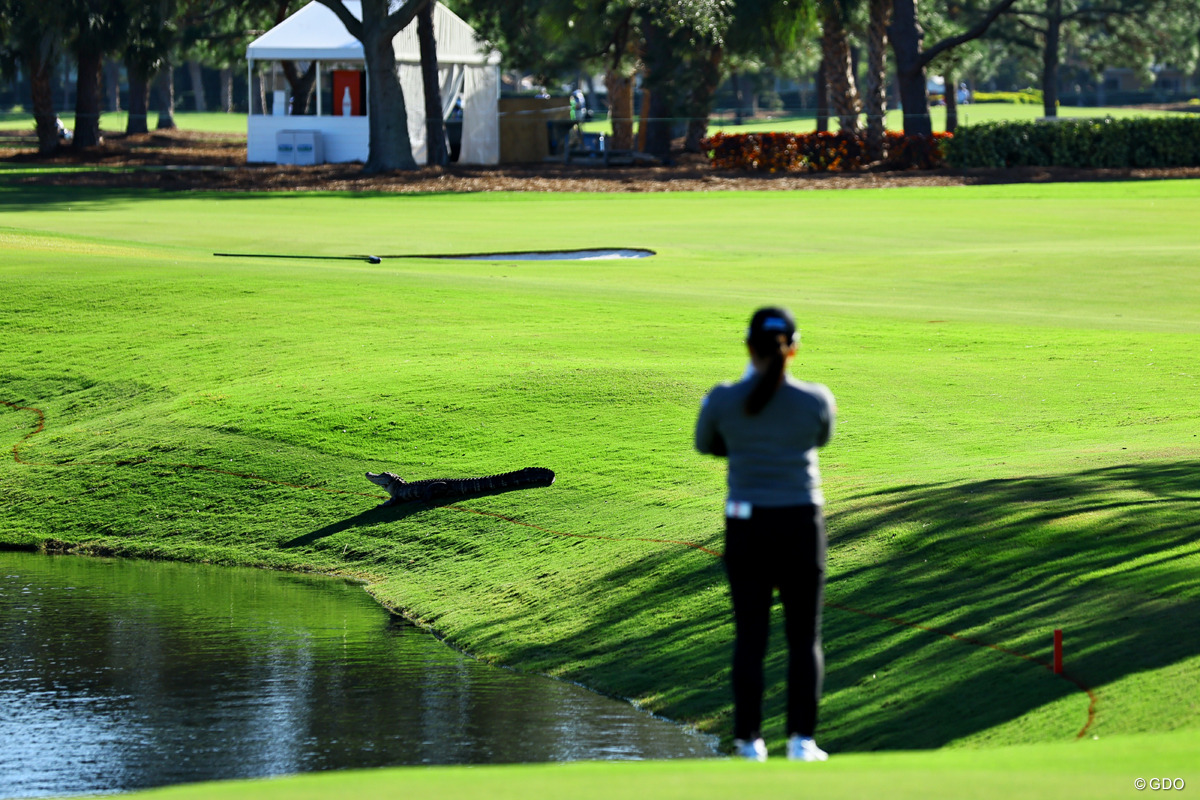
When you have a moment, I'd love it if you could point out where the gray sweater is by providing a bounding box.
[695,373,836,507]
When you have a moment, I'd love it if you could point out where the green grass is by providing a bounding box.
[3,180,1200,794]
[0,110,248,135]
[114,729,1199,800]
[0,104,1182,142]
[583,104,1185,136]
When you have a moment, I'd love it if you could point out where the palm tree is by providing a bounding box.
[819,0,861,134]
[864,0,891,159]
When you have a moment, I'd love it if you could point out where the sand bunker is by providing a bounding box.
[420,248,655,261]
[214,248,656,265]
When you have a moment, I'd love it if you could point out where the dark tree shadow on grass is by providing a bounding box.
[816,460,1200,750]
[446,460,1200,752]
[281,483,554,549]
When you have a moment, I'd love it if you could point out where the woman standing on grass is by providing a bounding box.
[694,307,836,763]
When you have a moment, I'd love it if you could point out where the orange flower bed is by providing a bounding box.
[703,130,952,172]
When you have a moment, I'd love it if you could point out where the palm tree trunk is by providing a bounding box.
[418,0,449,166]
[889,0,933,137]
[821,0,861,134]
[865,0,891,160]
[1041,0,1062,118]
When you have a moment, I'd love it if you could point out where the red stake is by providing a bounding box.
[1053,629,1064,674]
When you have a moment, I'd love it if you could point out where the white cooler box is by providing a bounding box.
[275,130,324,166]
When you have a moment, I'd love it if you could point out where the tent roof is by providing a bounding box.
[247,1,500,65]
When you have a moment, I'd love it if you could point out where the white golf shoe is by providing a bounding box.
[732,737,768,762]
[787,734,828,762]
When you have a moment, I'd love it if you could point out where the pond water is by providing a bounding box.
[0,551,716,799]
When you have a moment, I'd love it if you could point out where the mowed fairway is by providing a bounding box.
[2,179,1199,796]
[116,729,1200,800]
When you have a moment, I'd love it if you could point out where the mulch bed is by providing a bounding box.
[5,127,1200,193]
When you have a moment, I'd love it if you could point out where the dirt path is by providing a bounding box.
[5,127,1200,193]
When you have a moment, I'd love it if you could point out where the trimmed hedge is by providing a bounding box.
[703,130,952,172]
[944,116,1200,169]
[971,89,1044,105]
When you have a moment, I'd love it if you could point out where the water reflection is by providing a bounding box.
[0,552,715,798]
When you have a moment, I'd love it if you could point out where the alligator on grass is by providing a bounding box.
[365,467,556,506]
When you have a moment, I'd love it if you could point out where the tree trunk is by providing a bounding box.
[944,65,958,132]
[815,58,829,132]
[418,0,449,166]
[28,51,59,155]
[645,82,673,158]
[743,73,759,117]
[73,45,104,148]
[220,68,234,112]
[126,65,152,134]
[605,70,634,150]
[1041,0,1061,118]
[684,44,723,153]
[362,12,417,172]
[889,0,932,136]
[637,83,651,152]
[821,0,862,134]
[155,66,177,129]
[104,60,122,112]
[865,0,891,160]
[640,22,675,159]
[188,60,208,112]
[282,60,317,114]
[732,70,745,125]
[254,71,267,116]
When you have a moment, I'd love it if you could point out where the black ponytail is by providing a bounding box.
[744,334,789,415]
[742,306,797,415]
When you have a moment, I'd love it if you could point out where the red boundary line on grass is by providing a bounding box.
[3,398,1094,737]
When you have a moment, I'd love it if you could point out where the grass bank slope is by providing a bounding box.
[3,181,1199,756]
[116,729,1199,800]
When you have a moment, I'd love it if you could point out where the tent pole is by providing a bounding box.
[316,62,322,116]
[247,58,254,115]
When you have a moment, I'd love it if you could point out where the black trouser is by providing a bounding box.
[724,504,826,741]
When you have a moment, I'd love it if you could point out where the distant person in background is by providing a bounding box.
[695,307,836,763]
[570,88,589,121]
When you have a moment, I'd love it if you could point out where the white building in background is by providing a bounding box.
[245,0,501,165]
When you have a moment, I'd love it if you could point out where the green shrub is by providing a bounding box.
[971,89,1044,105]
[944,116,1200,169]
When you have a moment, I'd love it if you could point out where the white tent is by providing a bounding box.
[245,1,501,165]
